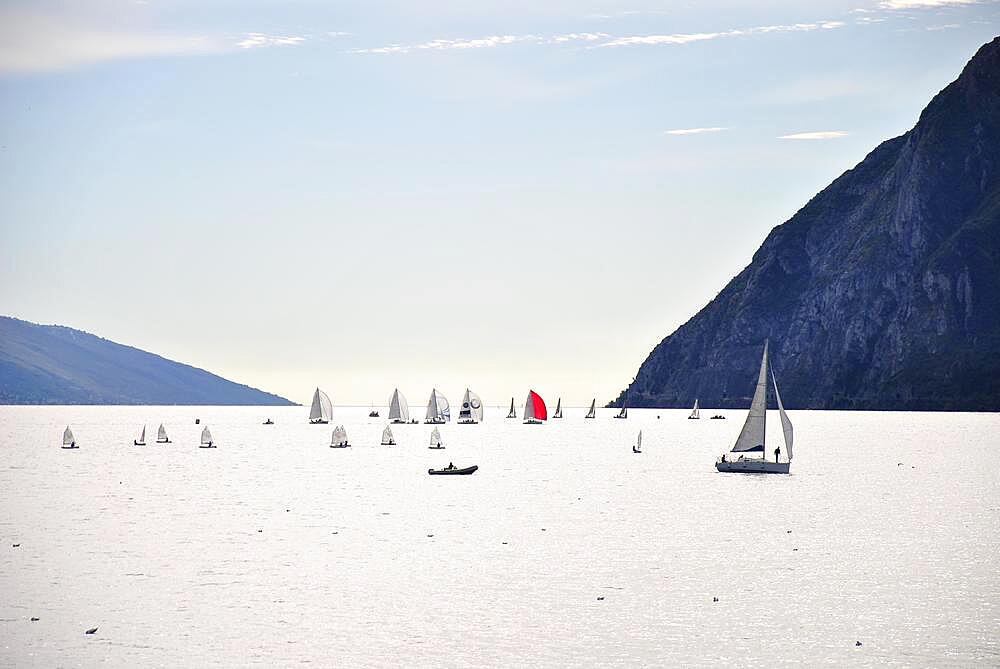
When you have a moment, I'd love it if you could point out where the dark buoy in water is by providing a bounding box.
[597,596,605,601]
[85,627,98,635]
[712,597,719,602]
[12,543,19,548]
[195,418,200,424]
[427,534,434,538]
[257,529,262,533]
[856,641,862,647]
[502,541,508,545]
[786,530,792,534]
[30,617,39,622]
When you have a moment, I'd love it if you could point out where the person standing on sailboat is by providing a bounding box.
[774,446,780,463]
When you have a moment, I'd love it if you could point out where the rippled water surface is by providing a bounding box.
[1,405,998,667]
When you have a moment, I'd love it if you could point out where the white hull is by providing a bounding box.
[310,419,329,425]
[425,419,446,425]
[457,419,478,425]
[199,445,216,449]
[390,420,408,424]
[715,459,789,474]
[523,419,543,425]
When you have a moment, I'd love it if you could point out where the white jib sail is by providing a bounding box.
[772,369,793,460]
[690,400,700,419]
[309,388,333,422]
[430,427,441,446]
[157,423,168,441]
[201,426,213,444]
[381,426,394,445]
[732,341,769,454]
[637,430,643,449]
[388,389,410,422]
[63,426,74,445]
[586,399,596,418]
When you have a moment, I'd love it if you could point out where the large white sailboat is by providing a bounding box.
[716,341,793,474]
[585,399,596,419]
[689,400,700,420]
[523,390,547,424]
[199,426,215,448]
[458,389,484,424]
[424,389,451,424]
[61,426,77,449]
[553,398,563,419]
[309,387,333,424]
[388,389,411,424]
[156,423,171,443]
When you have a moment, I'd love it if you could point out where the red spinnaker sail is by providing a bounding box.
[528,390,547,421]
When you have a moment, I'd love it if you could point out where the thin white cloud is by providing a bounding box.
[598,21,845,49]
[236,33,306,49]
[926,22,962,29]
[353,34,536,54]
[880,0,977,8]
[549,32,609,43]
[663,127,728,135]
[778,131,850,139]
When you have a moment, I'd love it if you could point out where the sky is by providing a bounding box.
[1,0,998,407]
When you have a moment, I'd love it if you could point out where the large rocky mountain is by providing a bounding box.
[0,316,295,405]
[613,36,1000,412]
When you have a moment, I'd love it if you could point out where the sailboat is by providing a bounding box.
[523,390,547,424]
[309,387,333,424]
[457,388,484,424]
[506,397,517,419]
[633,430,642,454]
[689,400,700,420]
[381,426,396,445]
[61,426,77,449]
[615,400,628,419]
[716,340,793,474]
[428,426,445,449]
[424,389,451,424]
[388,389,410,424]
[585,399,596,419]
[133,425,146,446]
[330,425,351,448]
[156,423,171,443]
[199,426,215,448]
[553,398,563,419]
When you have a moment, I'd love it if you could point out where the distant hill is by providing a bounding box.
[0,316,295,406]
[612,36,1000,412]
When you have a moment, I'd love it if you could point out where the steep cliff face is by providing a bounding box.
[615,37,1000,411]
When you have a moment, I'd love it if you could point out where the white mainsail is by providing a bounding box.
[425,389,451,423]
[458,389,484,423]
[732,341,769,454]
[553,398,563,418]
[772,369,794,460]
[388,389,410,423]
[585,399,596,419]
[689,400,700,419]
[507,397,516,418]
[63,426,75,446]
[429,426,442,447]
[201,426,213,445]
[135,425,146,444]
[381,426,395,445]
[309,387,333,423]
[157,423,169,442]
[636,430,643,451]
[332,425,348,446]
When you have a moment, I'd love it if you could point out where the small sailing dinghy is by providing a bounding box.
[458,388,484,424]
[133,425,146,446]
[62,426,77,449]
[263,419,274,425]
[330,425,351,448]
[428,464,478,475]
[369,409,380,418]
[553,398,563,419]
[585,399,596,419]
[309,387,333,424]
[156,423,170,443]
[716,340,793,474]
[424,389,451,424]
[506,397,517,419]
[199,426,215,448]
[615,392,628,419]
[689,400,700,420]
[428,426,445,449]
[381,426,396,445]
[633,430,642,453]
[523,390,547,424]
[388,389,410,424]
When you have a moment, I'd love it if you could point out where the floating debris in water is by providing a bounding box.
[257,529,262,533]
[596,596,605,601]
[12,543,19,548]
[786,530,792,534]
[502,542,508,545]
[30,617,39,622]
[85,627,98,635]
[427,534,434,538]
[856,641,862,647]
[713,597,719,602]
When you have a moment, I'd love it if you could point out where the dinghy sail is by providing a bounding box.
[523,390,547,424]
[424,389,451,424]
[309,388,333,424]
[62,426,77,449]
[553,398,563,419]
[388,389,410,424]
[156,423,170,443]
[585,399,596,419]
[689,400,700,420]
[506,397,517,419]
[458,389,484,424]
[134,425,146,446]
[633,430,642,453]
[200,426,214,448]
[716,340,793,474]
[429,426,444,449]
[381,426,395,445]
[331,425,350,448]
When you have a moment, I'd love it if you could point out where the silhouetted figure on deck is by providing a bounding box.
[774,446,781,463]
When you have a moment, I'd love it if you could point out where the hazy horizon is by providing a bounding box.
[2,0,998,405]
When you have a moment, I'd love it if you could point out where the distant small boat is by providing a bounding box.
[523,390,547,424]
[428,426,445,449]
[263,419,274,425]
[388,389,411,424]
[309,387,333,424]
[61,426,77,449]
[710,415,726,420]
[369,409,380,418]
[133,425,146,446]
[199,426,215,448]
[689,400,700,420]
[633,430,642,454]
[424,389,451,424]
[553,398,563,419]
[428,464,478,475]
[381,425,395,445]
[156,423,171,443]
[615,392,628,419]
[458,388,484,424]
[506,397,517,419]
[585,399,596,419]
[330,425,351,448]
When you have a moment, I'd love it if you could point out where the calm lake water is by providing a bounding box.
[1,405,998,667]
